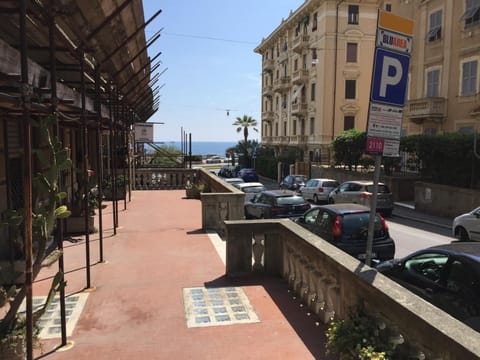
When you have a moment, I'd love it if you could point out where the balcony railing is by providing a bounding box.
[261,136,272,144]
[292,35,309,53]
[277,51,288,63]
[262,85,273,96]
[279,136,290,145]
[263,58,274,71]
[404,97,447,123]
[291,102,308,115]
[292,69,309,84]
[273,76,291,91]
[289,135,308,145]
[261,110,274,121]
[224,219,480,359]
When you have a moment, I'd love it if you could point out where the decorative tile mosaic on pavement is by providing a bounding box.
[183,287,260,328]
[19,293,89,339]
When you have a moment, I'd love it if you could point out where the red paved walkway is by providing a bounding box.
[33,190,334,359]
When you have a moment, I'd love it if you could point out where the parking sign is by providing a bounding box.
[371,48,410,106]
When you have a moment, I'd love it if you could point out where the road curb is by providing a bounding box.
[393,202,452,230]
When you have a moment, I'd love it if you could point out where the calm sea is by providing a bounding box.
[165,141,238,156]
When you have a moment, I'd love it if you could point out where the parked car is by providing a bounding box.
[233,182,266,202]
[328,180,394,216]
[237,168,259,182]
[206,155,222,164]
[223,177,244,186]
[376,242,480,332]
[244,190,311,219]
[452,206,480,242]
[300,178,340,204]
[279,174,308,191]
[295,204,394,261]
[218,165,241,178]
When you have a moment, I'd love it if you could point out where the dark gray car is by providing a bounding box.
[244,190,311,219]
[377,242,480,332]
[295,203,395,261]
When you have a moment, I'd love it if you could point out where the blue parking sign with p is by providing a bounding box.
[371,48,410,106]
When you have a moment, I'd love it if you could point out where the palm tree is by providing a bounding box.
[233,115,258,144]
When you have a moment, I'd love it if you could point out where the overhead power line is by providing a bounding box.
[163,32,257,45]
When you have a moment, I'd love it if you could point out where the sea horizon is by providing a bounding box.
[158,140,239,156]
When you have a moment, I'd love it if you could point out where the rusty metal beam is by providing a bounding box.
[111,32,161,79]
[99,9,162,68]
[118,53,162,92]
[85,0,135,42]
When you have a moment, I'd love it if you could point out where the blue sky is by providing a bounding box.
[142,1,304,142]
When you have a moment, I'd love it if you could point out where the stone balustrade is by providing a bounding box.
[225,219,480,359]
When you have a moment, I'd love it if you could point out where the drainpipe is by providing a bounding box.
[332,0,345,144]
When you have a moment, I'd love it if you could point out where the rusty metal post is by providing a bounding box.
[108,83,117,235]
[48,2,68,347]
[121,103,127,210]
[79,49,92,289]
[20,1,33,359]
[94,66,104,262]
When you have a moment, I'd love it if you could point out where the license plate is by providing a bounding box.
[358,253,376,260]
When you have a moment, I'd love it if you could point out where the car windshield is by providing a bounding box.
[276,196,306,205]
[323,181,339,188]
[294,176,306,182]
[366,184,390,193]
[342,213,383,238]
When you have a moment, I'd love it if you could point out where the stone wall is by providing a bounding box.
[225,219,480,359]
[415,182,480,218]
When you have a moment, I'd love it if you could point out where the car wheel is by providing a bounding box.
[458,227,470,242]
[313,194,319,204]
[328,197,335,204]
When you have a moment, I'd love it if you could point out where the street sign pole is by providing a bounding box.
[366,155,381,266]
[364,10,413,266]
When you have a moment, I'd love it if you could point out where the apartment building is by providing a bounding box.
[255,0,480,164]
[403,0,480,135]
[255,0,397,163]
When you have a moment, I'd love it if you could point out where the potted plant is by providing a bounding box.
[102,175,127,201]
[184,180,210,199]
[325,302,400,360]
[65,170,99,234]
[0,116,69,358]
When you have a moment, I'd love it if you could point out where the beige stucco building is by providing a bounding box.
[404,0,480,135]
[255,0,480,163]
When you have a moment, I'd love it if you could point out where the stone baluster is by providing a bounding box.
[321,279,338,323]
[296,257,310,298]
[301,263,315,304]
[252,232,264,272]
[310,269,326,315]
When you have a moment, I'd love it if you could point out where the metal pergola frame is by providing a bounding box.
[0,1,162,358]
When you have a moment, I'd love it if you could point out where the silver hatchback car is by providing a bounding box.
[328,180,394,216]
[300,178,340,204]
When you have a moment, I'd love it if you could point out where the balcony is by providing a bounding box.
[404,97,447,124]
[292,34,309,53]
[279,136,290,145]
[261,135,272,144]
[261,110,275,121]
[273,76,291,91]
[262,84,273,97]
[263,58,275,72]
[277,51,288,63]
[289,135,308,145]
[291,102,308,115]
[292,69,309,85]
